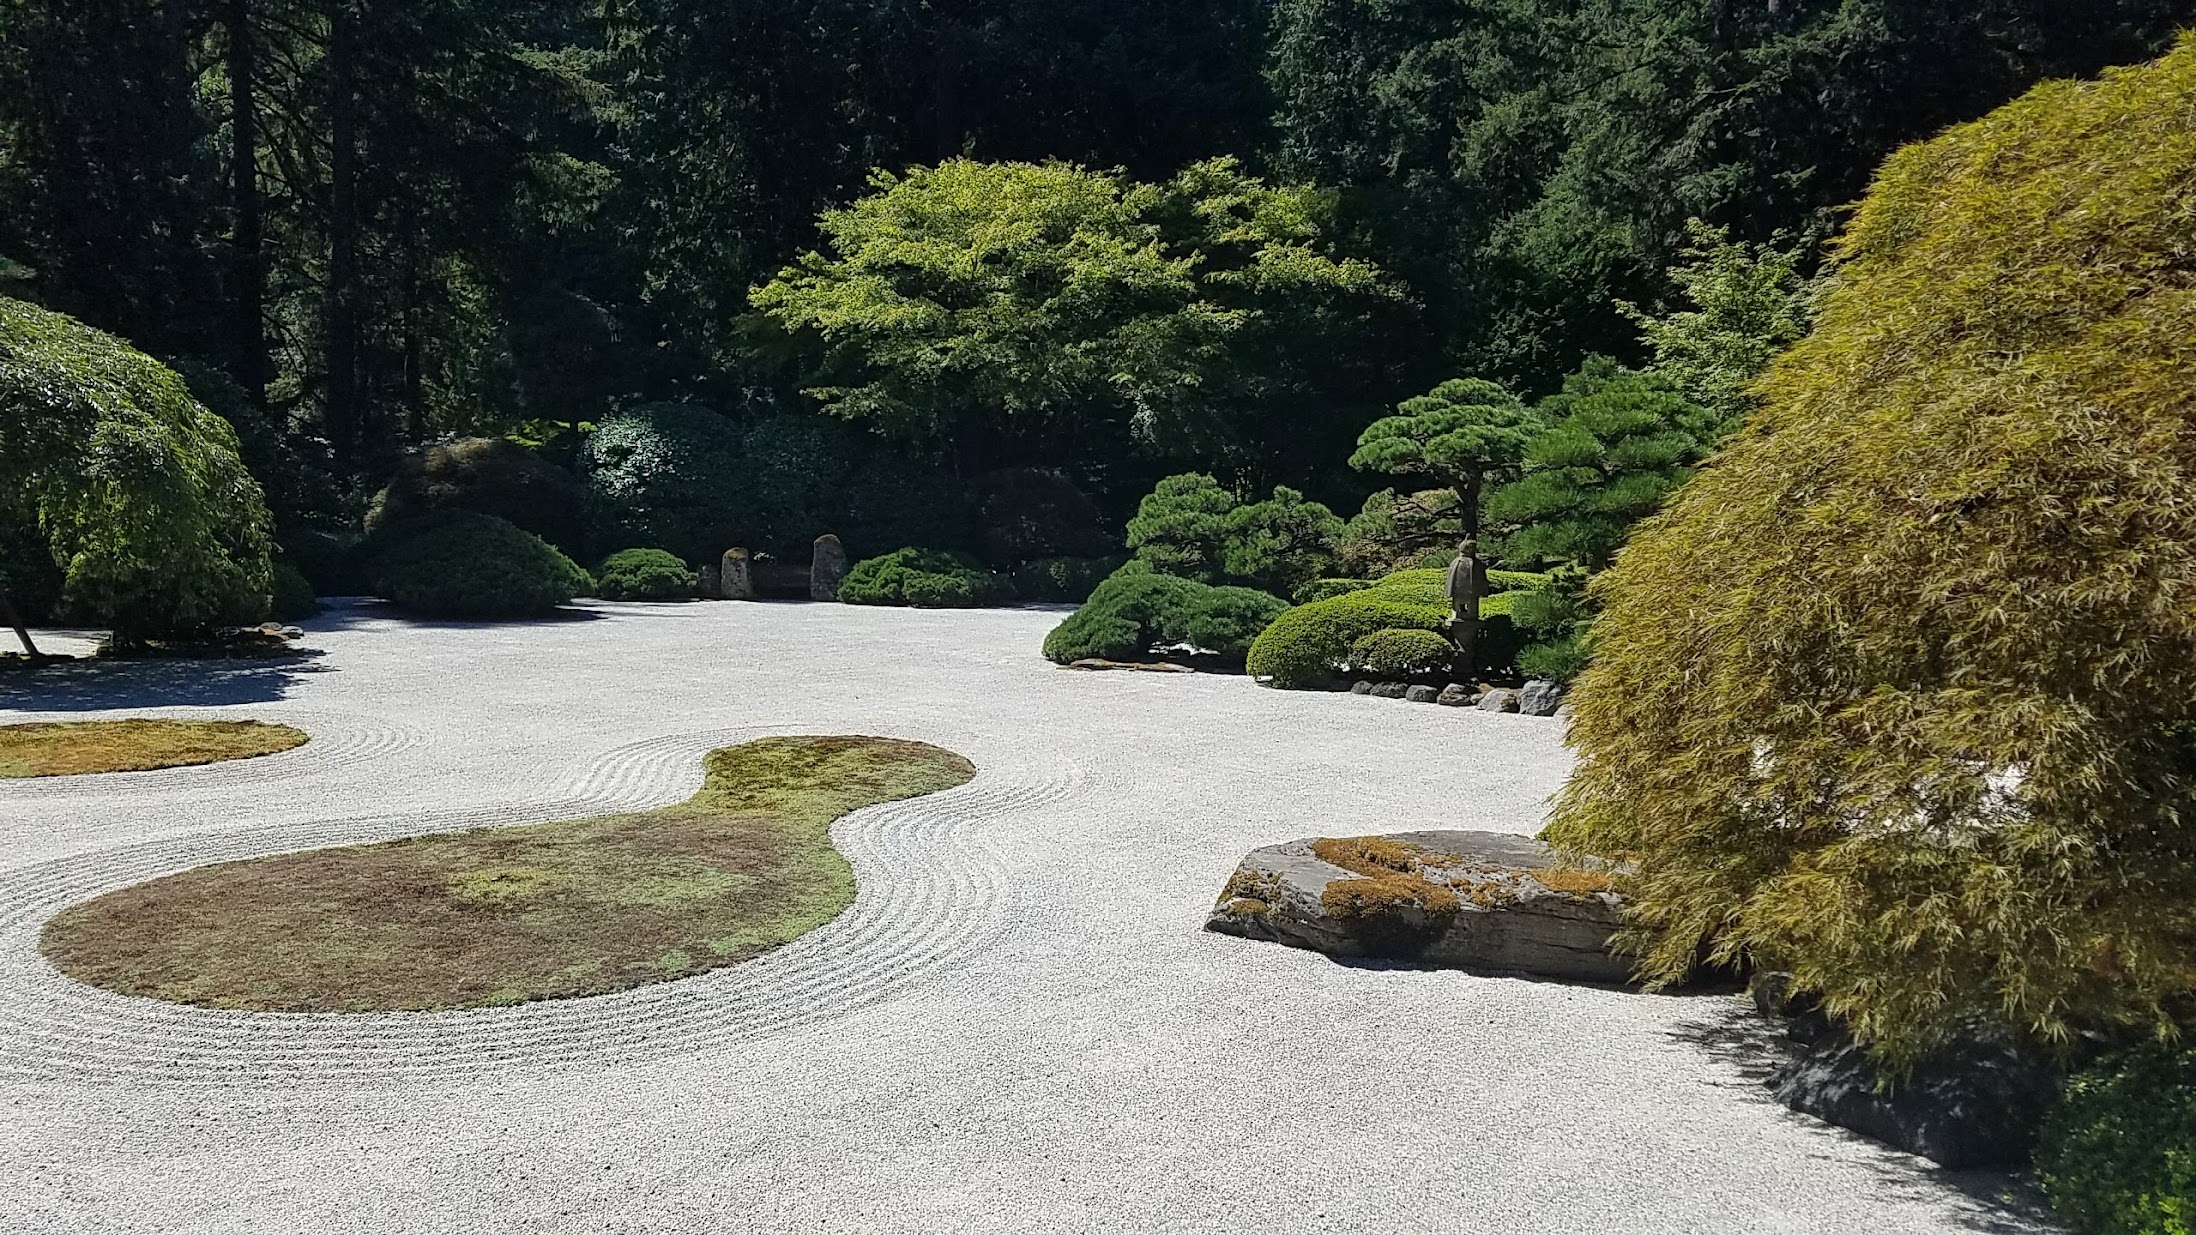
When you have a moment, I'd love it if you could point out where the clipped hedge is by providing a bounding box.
[839,548,1012,608]
[1011,554,1127,603]
[594,548,696,601]
[370,511,590,619]
[1042,571,1288,664]
[1351,627,1454,678]
[2035,1049,2196,1235]
[1293,577,1374,606]
[1248,567,1523,688]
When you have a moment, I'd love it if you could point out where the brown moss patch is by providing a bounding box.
[41,735,974,1012]
[1311,836,1463,920]
[1216,868,1284,918]
[1529,867,1616,897]
[0,719,307,778]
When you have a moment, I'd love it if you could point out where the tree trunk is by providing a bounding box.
[324,1,361,466]
[227,0,267,407]
[0,585,38,657]
[1460,471,1481,540]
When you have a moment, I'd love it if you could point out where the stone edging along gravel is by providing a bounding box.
[0,723,1080,1091]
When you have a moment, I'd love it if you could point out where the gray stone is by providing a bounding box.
[1476,687,1520,712]
[1769,1024,2059,1169]
[1404,685,1438,703]
[720,548,755,600]
[1349,681,1375,695]
[1370,682,1408,699]
[1436,683,1476,707]
[810,534,849,601]
[697,563,721,600]
[1205,830,1629,983]
[1518,679,1564,717]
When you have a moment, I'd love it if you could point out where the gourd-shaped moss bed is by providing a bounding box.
[41,735,974,1012]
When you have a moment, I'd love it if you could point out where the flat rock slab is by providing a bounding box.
[1206,829,1630,984]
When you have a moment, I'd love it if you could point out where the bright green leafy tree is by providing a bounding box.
[749,157,1404,475]
[1619,221,1820,435]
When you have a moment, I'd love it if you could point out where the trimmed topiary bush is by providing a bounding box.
[370,511,590,619]
[1248,567,1526,687]
[2035,1049,2196,1235]
[839,548,1012,608]
[365,437,586,553]
[1041,572,1288,664]
[1011,554,1127,603]
[594,548,696,601]
[1543,38,2196,1065]
[1351,627,1454,678]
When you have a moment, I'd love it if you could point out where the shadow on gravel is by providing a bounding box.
[1667,1001,2061,1235]
[300,598,607,634]
[0,650,333,711]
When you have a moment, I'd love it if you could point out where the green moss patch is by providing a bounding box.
[40,735,975,1011]
[0,719,307,778]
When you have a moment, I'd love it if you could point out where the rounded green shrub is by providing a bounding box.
[1041,572,1287,664]
[839,548,1011,608]
[1351,627,1454,678]
[370,511,590,619]
[365,437,586,553]
[2035,1050,2196,1235]
[1543,39,2196,1064]
[594,548,696,601]
[0,296,273,641]
[1011,555,1127,603]
[1248,567,1524,687]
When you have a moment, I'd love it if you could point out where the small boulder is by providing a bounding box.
[1370,682,1408,699]
[1205,830,1629,983]
[1518,679,1564,716]
[1476,687,1520,712]
[810,534,849,601]
[1436,683,1476,707]
[1350,681,1375,695]
[1404,685,1438,703]
[720,548,755,600]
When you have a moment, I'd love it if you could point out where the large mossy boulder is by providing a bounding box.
[1206,830,1629,983]
[1544,36,2196,1065]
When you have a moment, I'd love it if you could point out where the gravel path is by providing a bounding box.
[0,601,2050,1234]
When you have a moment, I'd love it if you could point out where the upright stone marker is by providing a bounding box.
[720,548,755,600]
[810,534,848,601]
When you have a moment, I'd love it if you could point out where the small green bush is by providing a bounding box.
[370,511,591,619]
[840,548,1012,608]
[269,560,318,620]
[595,548,696,601]
[1042,572,1287,664]
[1351,627,1454,678]
[1248,567,1522,687]
[1011,554,1126,603]
[2035,1050,2196,1235]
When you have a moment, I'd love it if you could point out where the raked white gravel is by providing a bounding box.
[0,600,2050,1234]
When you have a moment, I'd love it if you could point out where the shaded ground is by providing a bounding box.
[40,736,972,1011]
[0,719,306,778]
